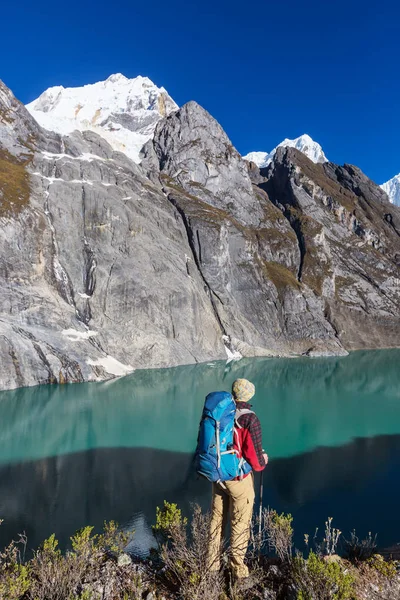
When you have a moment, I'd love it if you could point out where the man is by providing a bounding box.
[207,378,268,582]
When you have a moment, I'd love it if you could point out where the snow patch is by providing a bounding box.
[41,151,107,162]
[87,355,134,376]
[32,172,94,186]
[222,335,242,362]
[62,328,98,341]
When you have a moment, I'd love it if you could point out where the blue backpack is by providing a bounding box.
[195,391,253,483]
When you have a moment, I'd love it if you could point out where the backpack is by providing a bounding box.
[194,391,253,483]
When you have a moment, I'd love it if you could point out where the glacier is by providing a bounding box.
[381,174,400,206]
[26,73,178,163]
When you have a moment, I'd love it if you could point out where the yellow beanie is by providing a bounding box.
[232,378,255,402]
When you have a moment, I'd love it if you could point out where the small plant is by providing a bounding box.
[322,517,342,556]
[249,508,269,562]
[152,500,188,547]
[0,534,30,600]
[29,522,136,600]
[97,520,130,556]
[153,502,223,600]
[367,553,398,579]
[344,529,377,562]
[292,550,356,600]
[29,533,77,600]
[306,517,342,557]
[265,509,293,562]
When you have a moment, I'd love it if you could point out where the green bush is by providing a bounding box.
[28,523,136,600]
[0,562,30,600]
[0,522,30,600]
[293,550,356,600]
[152,500,188,546]
[368,554,398,579]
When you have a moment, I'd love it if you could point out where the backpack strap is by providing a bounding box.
[234,408,255,479]
[234,408,254,429]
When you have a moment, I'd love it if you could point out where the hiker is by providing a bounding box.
[196,378,268,583]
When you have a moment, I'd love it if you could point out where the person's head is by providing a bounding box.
[232,379,255,403]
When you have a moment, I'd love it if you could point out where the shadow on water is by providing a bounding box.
[1,433,400,554]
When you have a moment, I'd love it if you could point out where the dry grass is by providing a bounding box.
[0,107,14,125]
[261,260,300,295]
[292,150,358,213]
[0,149,31,217]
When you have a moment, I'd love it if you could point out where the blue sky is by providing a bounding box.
[1,0,399,183]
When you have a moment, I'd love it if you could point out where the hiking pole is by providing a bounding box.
[258,469,264,537]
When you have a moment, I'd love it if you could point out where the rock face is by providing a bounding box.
[0,80,400,390]
[263,149,400,350]
[0,82,222,390]
[141,103,344,359]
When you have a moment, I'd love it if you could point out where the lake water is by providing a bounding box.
[0,349,400,555]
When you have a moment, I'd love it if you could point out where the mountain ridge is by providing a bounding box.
[0,77,400,391]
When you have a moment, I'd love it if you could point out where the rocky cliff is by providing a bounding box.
[0,80,399,390]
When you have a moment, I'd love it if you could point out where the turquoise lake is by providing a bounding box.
[0,349,400,554]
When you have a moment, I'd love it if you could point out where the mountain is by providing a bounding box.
[243,133,328,168]
[26,73,178,163]
[381,174,400,206]
[1,78,400,391]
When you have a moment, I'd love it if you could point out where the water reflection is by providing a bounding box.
[1,350,400,464]
[1,433,399,553]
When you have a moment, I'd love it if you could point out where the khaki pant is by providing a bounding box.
[207,474,255,579]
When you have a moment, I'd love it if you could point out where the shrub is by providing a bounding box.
[152,500,188,547]
[367,554,398,579]
[292,550,356,600]
[28,533,79,600]
[265,509,293,562]
[305,517,342,557]
[321,518,342,557]
[154,502,223,600]
[28,523,136,600]
[0,536,30,600]
[344,530,377,562]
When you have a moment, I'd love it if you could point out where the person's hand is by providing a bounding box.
[263,453,269,465]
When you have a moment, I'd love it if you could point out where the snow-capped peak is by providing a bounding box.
[105,73,128,83]
[243,133,328,168]
[26,74,178,163]
[381,174,400,206]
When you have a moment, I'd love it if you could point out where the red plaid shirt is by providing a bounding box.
[234,401,266,473]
